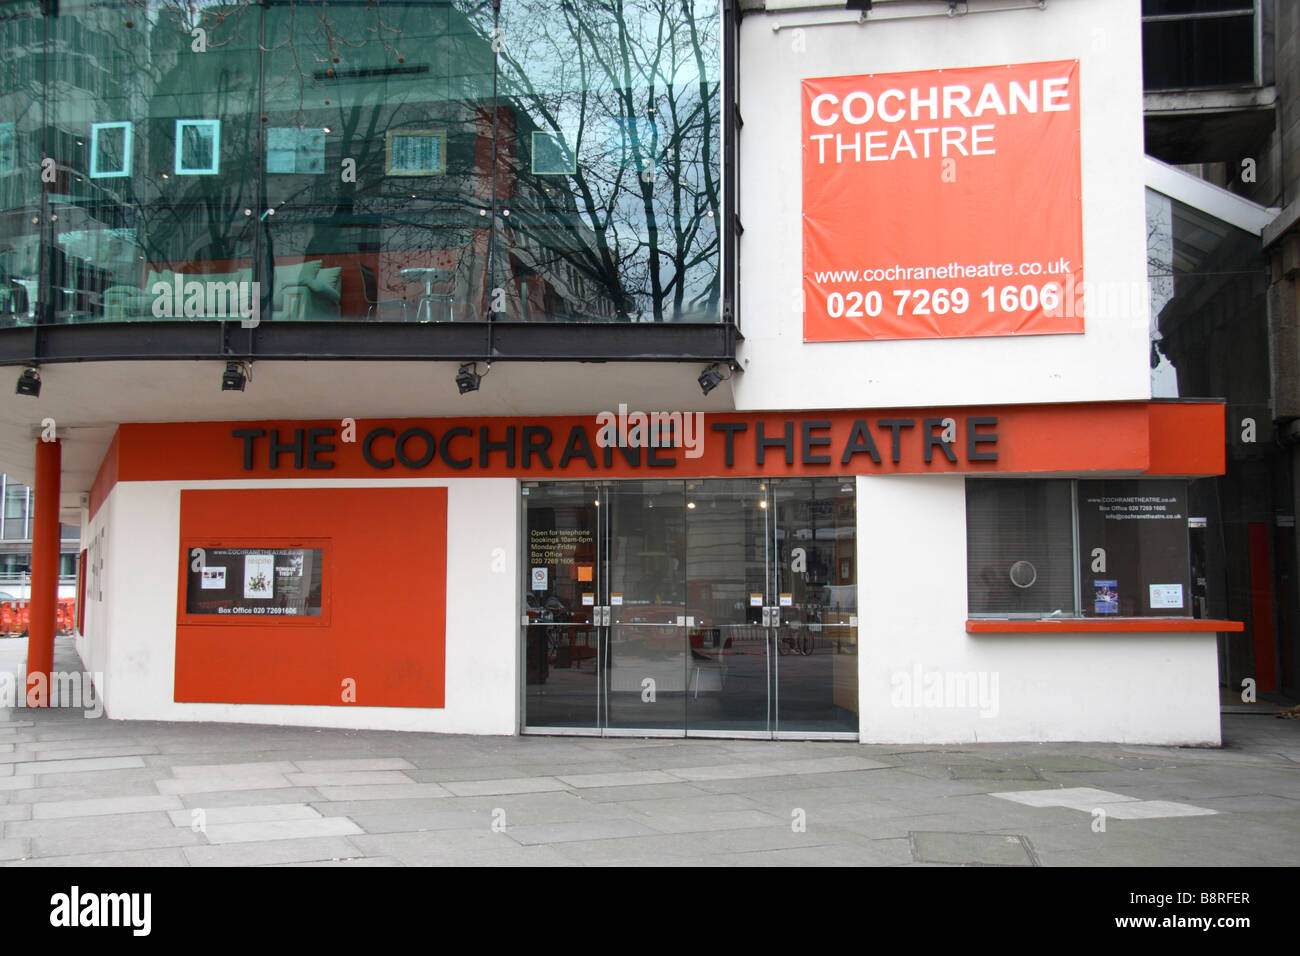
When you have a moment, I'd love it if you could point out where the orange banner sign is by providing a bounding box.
[802,60,1083,342]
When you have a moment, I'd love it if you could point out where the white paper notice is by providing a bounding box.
[531,567,547,591]
[200,567,226,589]
[243,554,274,599]
[1149,584,1185,609]
[611,594,623,606]
[779,593,793,607]
[581,593,595,606]
[750,594,763,607]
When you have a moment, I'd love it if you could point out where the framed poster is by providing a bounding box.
[385,129,445,176]
[174,119,220,176]
[180,539,328,624]
[89,122,132,178]
[267,127,325,174]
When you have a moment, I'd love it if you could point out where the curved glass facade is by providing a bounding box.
[0,0,721,325]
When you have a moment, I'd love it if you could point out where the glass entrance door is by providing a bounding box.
[605,480,687,733]
[521,481,602,729]
[770,479,859,735]
[682,479,774,735]
[521,478,857,737]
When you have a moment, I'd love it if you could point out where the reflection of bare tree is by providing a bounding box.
[1,0,721,324]
[484,0,720,322]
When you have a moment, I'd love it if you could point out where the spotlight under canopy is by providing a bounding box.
[456,362,486,395]
[15,367,40,398]
[698,362,730,396]
[221,361,249,392]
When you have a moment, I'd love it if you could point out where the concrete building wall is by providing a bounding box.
[83,478,520,734]
[856,474,1222,744]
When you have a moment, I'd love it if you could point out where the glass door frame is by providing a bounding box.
[519,477,858,740]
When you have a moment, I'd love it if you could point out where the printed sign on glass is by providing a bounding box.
[185,547,323,617]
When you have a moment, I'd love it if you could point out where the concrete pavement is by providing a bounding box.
[1,636,1297,866]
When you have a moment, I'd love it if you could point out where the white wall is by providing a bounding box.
[856,474,1221,744]
[84,478,519,735]
[735,0,1152,411]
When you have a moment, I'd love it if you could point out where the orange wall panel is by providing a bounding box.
[174,487,447,708]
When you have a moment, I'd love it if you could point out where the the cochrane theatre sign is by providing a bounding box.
[226,410,1001,475]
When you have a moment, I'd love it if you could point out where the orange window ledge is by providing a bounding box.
[967,618,1245,634]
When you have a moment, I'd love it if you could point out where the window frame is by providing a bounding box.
[966,476,1195,620]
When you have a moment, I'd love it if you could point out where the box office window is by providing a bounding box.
[967,478,1192,618]
[1076,480,1191,617]
[967,479,1076,617]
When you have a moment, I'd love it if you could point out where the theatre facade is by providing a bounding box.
[0,0,1244,743]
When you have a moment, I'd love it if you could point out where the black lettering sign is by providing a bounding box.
[363,427,395,469]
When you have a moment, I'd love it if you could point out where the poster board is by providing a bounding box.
[802,60,1083,342]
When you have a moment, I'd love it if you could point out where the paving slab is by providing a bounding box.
[3,847,191,867]
[31,795,183,820]
[990,787,1142,810]
[502,818,663,846]
[564,782,707,803]
[312,797,469,818]
[632,809,787,834]
[15,755,145,775]
[285,771,415,788]
[157,774,294,796]
[291,758,415,773]
[720,838,914,867]
[555,770,680,789]
[184,836,363,867]
[1101,800,1218,820]
[170,761,301,778]
[179,787,324,809]
[201,817,364,844]
[1196,793,1300,812]
[442,776,569,796]
[167,803,323,827]
[311,783,453,802]
[343,809,487,834]
[911,830,1038,866]
[0,837,31,860]
[347,827,519,862]
[272,856,405,867]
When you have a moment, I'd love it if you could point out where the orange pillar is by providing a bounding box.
[26,438,60,706]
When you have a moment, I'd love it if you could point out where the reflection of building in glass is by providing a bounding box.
[0,0,720,325]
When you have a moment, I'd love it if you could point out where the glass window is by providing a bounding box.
[1142,0,1256,90]
[967,477,1194,618]
[1,0,722,326]
[3,480,28,540]
[966,479,1076,617]
[1077,480,1192,617]
[0,1,43,327]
